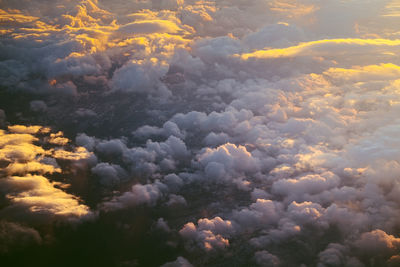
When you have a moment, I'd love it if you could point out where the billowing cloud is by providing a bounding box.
[2,0,400,266]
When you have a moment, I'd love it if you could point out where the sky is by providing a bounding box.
[1,0,400,266]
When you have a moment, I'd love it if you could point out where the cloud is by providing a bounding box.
[4,161,61,176]
[232,199,282,228]
[0,221,42,254]
[271,172,340,200]
[239,38,400,60]
[7,125,48,134]
[117,20,183,35]
[254,250,280,267]
[133,121,185,139]
[0,126,93,225]
[196,143,260,180]
[101,181,167,211]
[0,175,91,222]
[354,229,400,257]
[110,59,168,93]
[179,220,231,251]
[91,162,127,187]
[2,0,400,265]
[29,100,47,113]
[323,63,400,84]
[161,256,193,267]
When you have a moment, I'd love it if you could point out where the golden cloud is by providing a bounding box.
[0,125,93,222]
[239,38,400,60]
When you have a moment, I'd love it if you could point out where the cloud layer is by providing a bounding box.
[1,0,400,266]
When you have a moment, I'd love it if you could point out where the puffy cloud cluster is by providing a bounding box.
[101,182,166,210]
[179,216,234,251]
[2,0,400,266]
[77,133,190,183]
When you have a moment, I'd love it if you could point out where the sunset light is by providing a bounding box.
[1,0,400,266]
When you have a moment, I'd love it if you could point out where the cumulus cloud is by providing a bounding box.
[179,220,231,251]
[354,229,400,257]
[91,162,127,187]
[196,143,260,182]
[110,59,168,93]
[101,182,167,211]
[2,0,400,265]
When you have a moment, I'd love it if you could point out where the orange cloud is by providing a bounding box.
[1,175,91,219]
[5,161,61,175]
[0,125,93,222]
[269,0,317,19]
[8,125,49,134]
[324,63,400,83]
[0,9,38,24]
[239,38,400,60]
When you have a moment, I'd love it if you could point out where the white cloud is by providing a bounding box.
[101,182,167,211]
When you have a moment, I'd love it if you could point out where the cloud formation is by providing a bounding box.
[0,125,93,256]
[2,0,400,266]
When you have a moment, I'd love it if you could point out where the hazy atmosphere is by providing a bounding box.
[1,0,400,266]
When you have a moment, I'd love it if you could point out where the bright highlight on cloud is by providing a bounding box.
[1,0,400,266]
[0,126,92,223]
